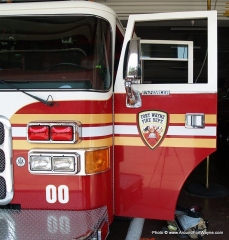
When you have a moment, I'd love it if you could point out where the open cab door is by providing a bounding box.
[114,11,217,220]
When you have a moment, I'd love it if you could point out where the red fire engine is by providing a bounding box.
[0,0,217,239]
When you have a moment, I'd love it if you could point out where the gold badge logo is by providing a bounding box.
[138,110,168,150]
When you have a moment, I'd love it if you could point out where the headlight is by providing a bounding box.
[30,156,52,171]
[28,151,79,174]
[53,156,75,172]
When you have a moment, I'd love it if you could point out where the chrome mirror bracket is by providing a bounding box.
[125,79,141,108]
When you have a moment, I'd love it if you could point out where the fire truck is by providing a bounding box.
[0,0,217,239]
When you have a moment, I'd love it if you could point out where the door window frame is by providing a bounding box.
[115,11,217,94]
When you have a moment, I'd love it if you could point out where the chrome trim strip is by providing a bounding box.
[0,115,14,205]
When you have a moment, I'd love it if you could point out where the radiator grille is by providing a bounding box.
[0,177,6,200]
[0,218,7,240]
[0,122,4,145]
[0,150,5,173]
[0,116,13,205]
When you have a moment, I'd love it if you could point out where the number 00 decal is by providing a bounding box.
[46,185,69,204]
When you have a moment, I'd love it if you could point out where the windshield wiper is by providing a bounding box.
[0,79,54,107]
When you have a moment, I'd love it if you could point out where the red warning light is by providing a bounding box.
[28,125,50,141]
[51,126,73,141]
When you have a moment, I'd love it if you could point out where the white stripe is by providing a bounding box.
[125,218,145,240]
[82,126,113,137]
[114,125,216,136]
[12,125,216,138]
[12,126,113,138]
[115,125,139,135]
[12,127,27,137]
[0,91,112,120]
[167,126,216,136]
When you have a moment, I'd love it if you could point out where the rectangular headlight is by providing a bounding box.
[29,150,81,175]
[53,156,75,172]
[30,156,52,171]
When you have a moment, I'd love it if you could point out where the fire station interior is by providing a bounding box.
[108,18,229,240]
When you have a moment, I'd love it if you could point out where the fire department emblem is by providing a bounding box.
[138,110,168,150]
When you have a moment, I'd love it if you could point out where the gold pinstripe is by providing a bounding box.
[13,137,113,150]
[11,113,216,125]
[114,137,216,148]
[115,114,217,124]
[161,138,216,148]
[14,137,216,149]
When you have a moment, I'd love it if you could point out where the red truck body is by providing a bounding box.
[0,1,217,239]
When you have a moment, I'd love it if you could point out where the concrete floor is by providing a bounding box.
[108,147,229,240]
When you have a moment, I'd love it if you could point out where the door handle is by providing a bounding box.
[185,113,205,128]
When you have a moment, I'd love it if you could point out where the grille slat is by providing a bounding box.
[0,177,6,200]
[0,122,4,145]
[0,116,13,205]
[0,150,5,173]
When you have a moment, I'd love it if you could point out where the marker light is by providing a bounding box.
[30,156,51,171]
[51,126,73,141]
[53,156,75,172]
[28,125,49,141]
[85,148,109,174]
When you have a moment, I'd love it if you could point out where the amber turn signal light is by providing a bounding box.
[85,148,110,174]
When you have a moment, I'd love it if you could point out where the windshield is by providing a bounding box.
[0,15,112,91]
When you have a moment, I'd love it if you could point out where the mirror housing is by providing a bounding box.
[123,38,142,108]
[124,38,141,80]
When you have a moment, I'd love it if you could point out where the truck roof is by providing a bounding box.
[0,0,117,17]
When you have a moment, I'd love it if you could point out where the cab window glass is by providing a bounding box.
[0,15,112,91]
[134,19,208,84]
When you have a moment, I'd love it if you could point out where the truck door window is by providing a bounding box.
[141,40,193,84]
[133,18,208,84]
[0,15,112,91]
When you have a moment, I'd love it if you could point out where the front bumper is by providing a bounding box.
[0,206,108,240]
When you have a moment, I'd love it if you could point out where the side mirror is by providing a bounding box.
[123,38,141,108]
[124,38,141,80]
